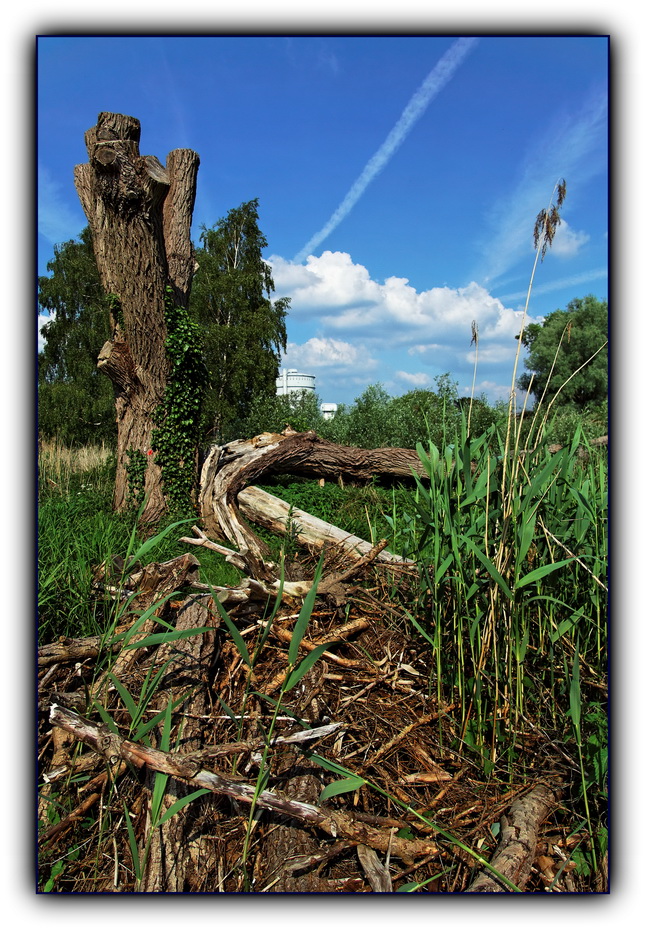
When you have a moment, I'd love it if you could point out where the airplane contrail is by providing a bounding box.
[293,37,479,264]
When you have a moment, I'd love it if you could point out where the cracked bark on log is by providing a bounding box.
[465,783,561,892]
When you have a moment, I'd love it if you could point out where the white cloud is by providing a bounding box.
[465,344,518,365]
[549,219,591,257]
[280,336,379,402]
[395,370,432,387]
[476,379,517,404]
[270,251,379,313]
[282,336,377,374]
[269,250,537,405]
[271,251,532,354]
[38,312,55,353]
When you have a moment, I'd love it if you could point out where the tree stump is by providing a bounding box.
[74,112,200,522]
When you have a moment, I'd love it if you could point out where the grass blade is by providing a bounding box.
[284,642,332,692]
[123,803,141,882]
[125,518,195,572]
[459,536,513,599]
[288,554,324,665]
[318,775,365,803]
[209,588,252,668]
[122,625,212,650]
[515,557,573,590]
[157,788,211,827]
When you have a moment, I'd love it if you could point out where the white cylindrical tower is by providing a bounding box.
[276,368,316,396]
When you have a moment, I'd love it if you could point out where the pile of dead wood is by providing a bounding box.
[38,429,597,893]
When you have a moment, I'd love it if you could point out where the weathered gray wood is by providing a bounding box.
[238,485,412,565]
[198,430,424,580]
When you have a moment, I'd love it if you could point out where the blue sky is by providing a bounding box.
[37,34,608,408]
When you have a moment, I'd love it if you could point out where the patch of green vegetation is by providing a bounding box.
[38,487,240,644]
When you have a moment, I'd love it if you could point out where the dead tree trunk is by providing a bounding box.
[199,430,425,580]
[238,485,413,566]
[74,112,200,522]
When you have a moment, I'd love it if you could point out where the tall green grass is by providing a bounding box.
[403,416,606,764]
[38,443,241,643]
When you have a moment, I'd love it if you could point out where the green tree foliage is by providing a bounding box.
[237,390,325,439]
[322,376,499,450]
[190,199,289,442]
[234,376,502,452]
[38,228,115,446]
[518,295,608,409]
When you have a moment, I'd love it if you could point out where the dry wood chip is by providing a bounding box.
[357,844,393,893]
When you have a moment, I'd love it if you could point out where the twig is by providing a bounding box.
[371,707,457,765]
[179,525,249,572]
[180,722,345,765]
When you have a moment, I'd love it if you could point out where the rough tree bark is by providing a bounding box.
[74,112,200,522]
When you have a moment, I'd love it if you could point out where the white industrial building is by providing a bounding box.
[276,368,316,396]
[320,403,338,420]
[276,368,337,420]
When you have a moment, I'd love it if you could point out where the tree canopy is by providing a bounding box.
[235,375,501,452]
[190,199,289,442]
[38,227,115,446]
[518,295,608,409]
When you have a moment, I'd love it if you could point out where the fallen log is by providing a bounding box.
[198,430,425,580]
[464,783,561,892]
[49,703,439,864]
[38,635,119,668]
[238,485,413,566]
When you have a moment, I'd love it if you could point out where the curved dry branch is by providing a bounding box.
[49,703,438,864]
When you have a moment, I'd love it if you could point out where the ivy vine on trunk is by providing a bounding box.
[151,287,207,513]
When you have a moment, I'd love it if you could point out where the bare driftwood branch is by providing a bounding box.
[178,524,249,573]
[179,722,344,768]
[237,486,413,566]
[182,525,401,607]
[49,703,438,863]
[464,783,561,892]
[358,844,394,892]
[38,636,120,667]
